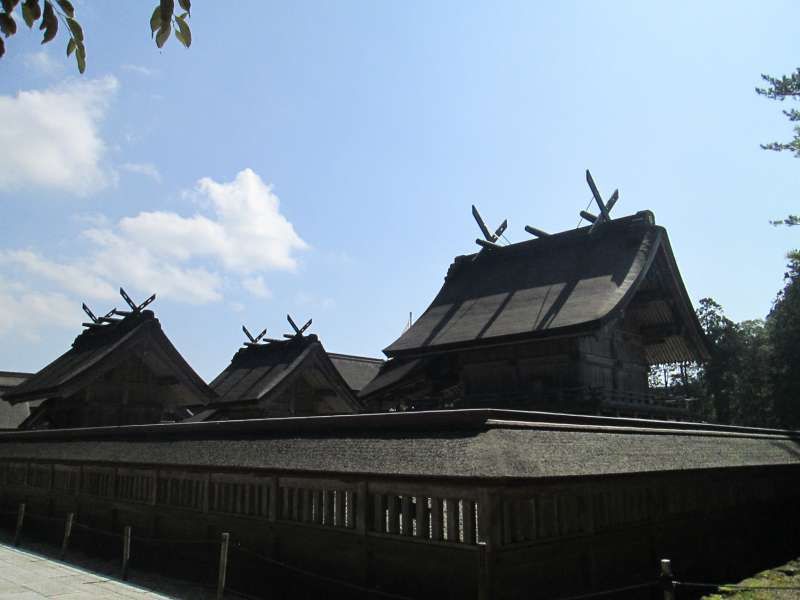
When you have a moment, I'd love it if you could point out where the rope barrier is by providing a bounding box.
[131,533,217,546]
[231,541,414,600]
[551,580,658,600]
[71,521,122,538]
[6,512,800,599]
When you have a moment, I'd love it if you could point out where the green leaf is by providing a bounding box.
[155,20,170,48]
[0,13,16,37]
[75,39,84,73]
[0,36,4,58]
[65,15,81,40]
[177,0,189,16]
[40,2,56,43]
[55,0,72,17]
[174,13,190,47]
[66,35,74,55]
[21,0,40,28]
[1,0,19,14]
[149,4,160,36]
[159,0,173,25]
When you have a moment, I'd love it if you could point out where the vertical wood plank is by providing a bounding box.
[415,495,428,538]
[514,498,527,542]
[268,478,278,522]
[303,489,313,522]
[462,500,475,544]
[355,482,367,534]
[323,490,334,526]
[372,493,383,533]
[312,490,322,524]
[445,498,457,542]
[335,490,346,528]
[345,490,355,529]
[431,497,443,541]
[400,496,413,536]
[387,494,399,534]
[291,488,300,521]
[502,499,512,545]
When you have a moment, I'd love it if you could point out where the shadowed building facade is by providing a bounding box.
[3,310,215,429]
[0,372,35,429]
[361,211,709,417]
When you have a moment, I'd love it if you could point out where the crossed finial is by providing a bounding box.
[472,205,508,250]
[285,314,312,339]
[82,288,156,328]
[582,169,619,232]
[242,325,267,346]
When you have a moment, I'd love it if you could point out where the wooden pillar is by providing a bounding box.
[13,503,25,547]
[121,526,132,580]
[217,532,230,600]
[60,513,74,559]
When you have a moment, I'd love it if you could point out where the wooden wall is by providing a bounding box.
[1,458,798,599]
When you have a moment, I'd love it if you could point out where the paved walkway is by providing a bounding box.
[0,543,171,599]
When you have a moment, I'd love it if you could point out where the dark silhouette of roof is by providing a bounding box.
[327,353,384,393]
[383,211,708,363]
[0,409,796,480]
[0,372,35,429]
[3,311,214,405]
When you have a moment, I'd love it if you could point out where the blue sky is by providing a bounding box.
[0,1,798,380]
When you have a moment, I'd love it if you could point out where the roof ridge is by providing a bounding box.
[327,352,384,363]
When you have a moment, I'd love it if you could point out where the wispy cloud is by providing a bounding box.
[121,64,157,77]
[0,76,118,196]
[22,51,64,77]
[0,277,79,342]
[121,162,161,182]
[295,291,336,311]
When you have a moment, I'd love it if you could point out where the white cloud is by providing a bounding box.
[0,76,118,196]
[242,275,272,299]
[1,169,307,307]
[121,64,157,77]
[120,169,308,272]
[121,162,161,182]
[23,51,64,77]
[0,278,79,342]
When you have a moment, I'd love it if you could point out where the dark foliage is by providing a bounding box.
[0,0,191,73]
[675,253,800,428]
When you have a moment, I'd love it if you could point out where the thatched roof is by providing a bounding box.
[204,335,363,416]
[384,211,709,365]
[0,410,796,481]
[3,311,214,405]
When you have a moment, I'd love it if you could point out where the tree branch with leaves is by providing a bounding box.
[0,0,191,73]
[757,69,800,226]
